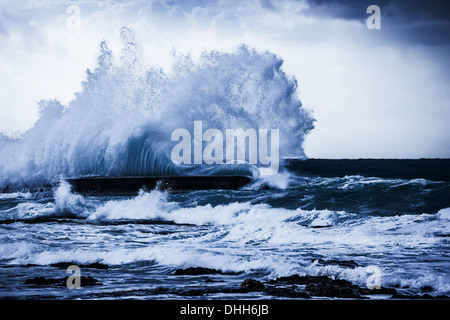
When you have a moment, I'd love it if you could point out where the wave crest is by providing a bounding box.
[0,28,314,187]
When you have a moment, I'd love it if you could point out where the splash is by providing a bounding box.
[0,28,314,187]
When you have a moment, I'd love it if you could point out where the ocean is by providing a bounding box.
[0,34,448,301]
[0,159,449,300]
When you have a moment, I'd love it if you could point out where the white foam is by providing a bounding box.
[15,202,56,220]
[0,32,314,187]
[88,189,175,221]
[82,189,450,252]
[437,207,450,220]
[1,188,448,295]
[250,171,293,190]
[0,192,32,199]
[0,180,93,220]
[54,180,91,216]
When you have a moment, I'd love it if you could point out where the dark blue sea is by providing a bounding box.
[0,159,449,300]
[0,38,449,301]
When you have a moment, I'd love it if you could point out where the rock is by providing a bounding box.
[240,279,265,292]
[306,280,361,298]
[75,276,101,286]
[314,259,360,268]
[420,285,433,293]
[174,267,222,275]
[360,286,397,296]
[264,286,310,298]
[25,276,62,286]
[267,274,306,285]
[268,274,363,298]
[391,293,450,300]
[24,276,101,286]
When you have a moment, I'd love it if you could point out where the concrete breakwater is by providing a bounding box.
[0,186,54,198]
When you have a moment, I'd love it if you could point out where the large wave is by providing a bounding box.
[0,27,314,187]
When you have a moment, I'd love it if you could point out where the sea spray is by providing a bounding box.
[53,180,91,216]
[0,28,314,187]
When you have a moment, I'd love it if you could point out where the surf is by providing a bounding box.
[0,27,314,188]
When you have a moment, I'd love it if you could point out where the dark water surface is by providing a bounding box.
[1,159,449,299]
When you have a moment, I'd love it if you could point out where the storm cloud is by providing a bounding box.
[302,0,450,45]
[0,0,449,158]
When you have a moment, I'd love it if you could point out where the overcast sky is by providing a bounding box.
[0,0,449,158]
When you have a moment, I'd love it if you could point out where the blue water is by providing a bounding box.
[0,164,449,299]
[0,30,448,299]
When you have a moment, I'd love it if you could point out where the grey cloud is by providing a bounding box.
[0,6,10,35]
[260,0,278,12]
[301,0,450,46]
[303,0,450,22]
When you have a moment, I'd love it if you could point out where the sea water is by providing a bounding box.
[0,29,448,299]
[0,168,449,299]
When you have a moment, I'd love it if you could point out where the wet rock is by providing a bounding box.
[267,274,306,285]
[420,285,433,293]
[314,259,360,268]
[264,286,310,298]
[360,286,398,296]
[25,276,62,286]
[24,276,101,286]
[305,279,361,298]
[174,267,222,275]
[268,275,362,298]
[240,279,265,292]
[391,293,450,300]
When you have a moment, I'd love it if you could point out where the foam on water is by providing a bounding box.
[0,192,32,199]
[1,194,448,295]
[1,172,448,297]
[3,183,448,255]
